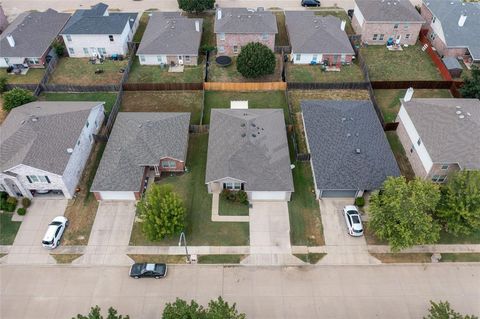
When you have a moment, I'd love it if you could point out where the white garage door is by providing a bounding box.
[98,191,136,200]
[251,191,287,201]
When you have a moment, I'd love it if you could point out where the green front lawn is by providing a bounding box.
[386,132,415,180]
[0,212,21,245]
[438,229,480,244]
[127,59,204,83]
[440,253,480,262]
[374,89,452,123]
[361,45,443,81]
[218,197,249,216]
[203,91,290,124]
[41,92,118,115]
[208,54,283,83]
[289,163,324,246]
[120,91,203,124]
[130,134,249,246]
[314,10,355,35]
[294,253,326,264]
[49,58,128,85]
[286,61,364,83]
[198,254,246,264]
[3,68,45,84]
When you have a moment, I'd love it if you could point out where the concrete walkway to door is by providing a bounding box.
[318,198,380,265]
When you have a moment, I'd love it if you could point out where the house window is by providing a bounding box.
[161,161,176,168]
[68,47,75,55]
[89,134,93,143]
[432,16,436,23]
[312,55,317,62]
[77,140,81,146]
[218,46,225,53]
[262,33,268,40]
[394,24,399,29]
[27,58,40,64]
[379,34,385,41]
[233,45,239,54]
[219,33,225,41]
[66,35,72,42]
[341,54,346,63]
[224,182,241,190]
[95,120,98,128]
[404,23,409,29]
[410,144,414,153]
[432,175,447,183]
[430,32,436,41]
[441,165,449,170]
[83,48,89,54]
[373,34,378,41]
[406,34,411,39]
[157,56,163,63]
[417,138,421,146]
[185,56,191,62]
[98,48,106,55]
[140,55,146,62]
[86,121,89,128]
[108,35,114,42]
[27,175,50,183]
[296,54,301,61]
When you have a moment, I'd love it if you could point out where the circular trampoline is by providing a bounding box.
[215,55,232,67]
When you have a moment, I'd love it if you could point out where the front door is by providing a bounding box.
[178,55,183,65]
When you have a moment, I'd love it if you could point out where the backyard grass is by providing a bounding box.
[208,54,283,82]
[274,12,289,46]
[288,90,370,113]
[438,229,480,244]
[198,254,246,264]
[293,113,308,154]
[314,10,355,35]
[360,45,443,81]
[41,92,118,115]
[50,254,83,264]
[218,197,249,216]
[203,91,290,124]
[293,253,326,264]
[286,61,365,83]
[371,253,432,263]
[121,91,203,124]
[289,163,324,246]
[374,89,452,123]
[133,12,150,42]
[386,131,415,181]
[49,58,128,85]
[0,212,21,245]
[128,254,188,264]
[440,253,480,263]
[129,134,249,246]
[62,142,106,245]
[127,59,204,83]
[3,68,45,84]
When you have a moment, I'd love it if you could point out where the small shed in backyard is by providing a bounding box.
[442,57,463,78]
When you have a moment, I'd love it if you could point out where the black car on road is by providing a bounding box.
[129,263,167,279]
[301,0,321,7]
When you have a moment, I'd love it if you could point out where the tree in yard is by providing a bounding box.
[460,66,480,99]
[0,77,7,94]
[137,184,186,241]
[162,298,206,319]
[435,170,480,236]
[369,176,441,252]
[206,297,246,319]
[236,42,276,79]
[52,39,65,56]
[424,300,478,319]
[2,87,36,111]
[73,306,129,319]
[178,0,215,13]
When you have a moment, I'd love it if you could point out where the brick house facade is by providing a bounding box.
[216,32,275,55]
[352,18,422,45]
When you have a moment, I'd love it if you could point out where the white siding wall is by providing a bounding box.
[62,104,105,198]
[429,14,446,44]
[0,58,8,67]
[398,104,433,173]
[138,54,168,65]
[7,165,68,198]
[291,53,323,65]
[62,23,132,57]
[353,4,365,26]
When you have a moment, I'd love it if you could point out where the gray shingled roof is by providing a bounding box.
[206,109,293,192]
[423,0,480,60]
[0,9,70,58]
[137,12,202,55]
[355,0,424,22]
[62,3,137,35]
[91,112,190,192]
[302,100,400,191]
[285,12,354,54]
[214,8,277,34]
[402,98,480,170]
[442,57,462,70]
[0,101,103,175]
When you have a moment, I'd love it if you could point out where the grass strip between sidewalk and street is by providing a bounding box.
[51,254,83,264]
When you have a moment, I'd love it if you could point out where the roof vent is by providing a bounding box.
[341,117,346,122]
[355,148,361,154]
[67,148,74,154]
[404,87,414,102]
[459,115,465,119]
[455,110,462,115]
[252,134,256,138]
[6,34,15,47]
[456,105,462,109]
[241,123,246,127]
[347,133,351,137]
[458,14,467,27]
[251,123,256,128]
[241,133,246,137]
[31,117,38,122]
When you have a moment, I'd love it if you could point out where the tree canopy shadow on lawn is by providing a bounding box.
[130,134,249,246]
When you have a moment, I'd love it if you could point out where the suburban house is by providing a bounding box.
[91,112,190,201]
[421,0,480,63]
[302,100,400,199]
[214,7,277,55]
[396,97,480,183]
[137,12,202,66]
[0,9,70,68]
[60,2,139,58]
[205,109,294,202]
[285,11,355,67]
[352,0,424,45]
[0,101,105,199]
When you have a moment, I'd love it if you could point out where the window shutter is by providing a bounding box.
[27,176,32,183]
[45,176,51,184]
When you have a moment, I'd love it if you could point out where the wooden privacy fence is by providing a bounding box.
[287,82,369,90]
[370,80,454,90]
[42,83,120,92]
[419,31,452,81]
[296,153,311,162]
[4,83,38,91]
[189,125,209,133]
[274,46,291,54]
[123,82,203,91]
[204,82,286,91]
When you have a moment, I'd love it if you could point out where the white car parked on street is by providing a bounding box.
[42,216,68,249]
[343,205,363,237]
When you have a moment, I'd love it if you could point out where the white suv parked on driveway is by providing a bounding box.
[42,216,68,249]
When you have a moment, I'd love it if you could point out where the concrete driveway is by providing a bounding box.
[74,201,135,266]
[319,198,380,265]
[5,199,68,264]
